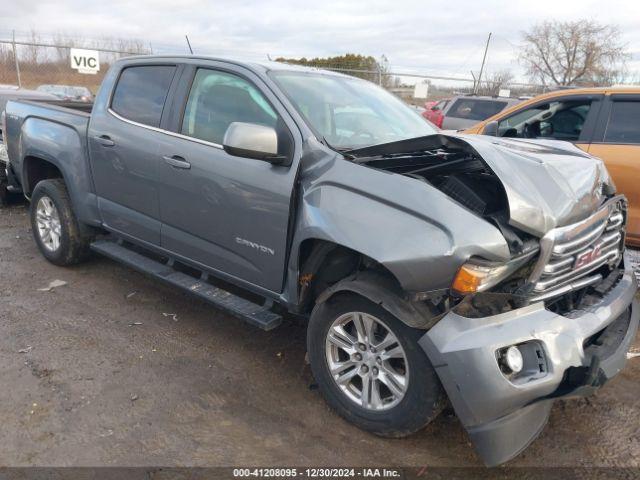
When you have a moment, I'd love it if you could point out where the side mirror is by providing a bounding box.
[431,106,440,111]
[482,120,499,137]
[223,122,286,164]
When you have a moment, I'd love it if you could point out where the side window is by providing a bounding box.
[498,100,592,141]
[539,103,589,140]
[111,65,176,127]
[181,69,278,145]
[447,99,507,121]
[604,101,640,144]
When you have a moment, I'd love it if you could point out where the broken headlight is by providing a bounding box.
[451,252,535,295]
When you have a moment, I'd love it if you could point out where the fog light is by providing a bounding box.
[505,346,523,373]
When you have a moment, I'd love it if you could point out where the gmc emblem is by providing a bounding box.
[575,245,602,269]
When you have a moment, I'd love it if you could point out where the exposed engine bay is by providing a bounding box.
[354,148,505,216]
[347,135,509,211]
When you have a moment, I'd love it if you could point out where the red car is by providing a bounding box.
[422,98,450,128]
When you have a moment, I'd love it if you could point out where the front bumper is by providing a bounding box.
[419,260,639,466]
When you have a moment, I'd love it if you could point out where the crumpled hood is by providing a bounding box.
[452,134,614,236]
[347,133,615,238]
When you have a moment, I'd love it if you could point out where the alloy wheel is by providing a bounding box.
[35,196,62,252]
[325,311,409,411]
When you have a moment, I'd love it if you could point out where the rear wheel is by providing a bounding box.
[30,179,92,265]
[307,293,446,437]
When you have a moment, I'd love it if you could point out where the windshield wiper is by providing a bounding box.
[322,136,356,155]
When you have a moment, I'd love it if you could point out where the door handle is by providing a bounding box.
[163,155,191,169]
[94,135,115,147]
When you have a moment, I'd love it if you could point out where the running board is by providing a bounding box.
[90,240,282,331]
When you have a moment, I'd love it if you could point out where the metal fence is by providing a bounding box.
[0,36,550,104]
[282,63,550,104]
[0,37,149,94]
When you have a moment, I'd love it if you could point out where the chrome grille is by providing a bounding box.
[528,196,626,302]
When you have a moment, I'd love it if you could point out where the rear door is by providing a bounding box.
[88,62,179,245]
[156,62,300,292]
[587,94,640,245]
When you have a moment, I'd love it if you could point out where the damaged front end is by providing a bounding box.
[346,134,638,466]
[346,133,625,314]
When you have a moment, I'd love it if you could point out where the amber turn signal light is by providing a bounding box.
[451,265,485,294]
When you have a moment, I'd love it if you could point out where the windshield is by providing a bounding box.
[270,71,437,149]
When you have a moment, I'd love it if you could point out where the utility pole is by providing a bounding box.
[474,32,491,95]
[12,30,22,88]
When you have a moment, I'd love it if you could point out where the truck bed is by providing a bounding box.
[16,99,93,117]
[5,99,91,147]
[38,99,93,114]
[3,98,95,222]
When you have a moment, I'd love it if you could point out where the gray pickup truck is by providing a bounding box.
[3,55,638,466]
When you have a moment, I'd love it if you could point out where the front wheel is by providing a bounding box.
[307,293,446,437]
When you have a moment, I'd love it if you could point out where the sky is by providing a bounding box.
[1,0,639,84]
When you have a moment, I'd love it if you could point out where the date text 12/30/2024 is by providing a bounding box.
[233,468,402,478]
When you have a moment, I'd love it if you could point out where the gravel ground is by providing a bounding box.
[1,202,639,468]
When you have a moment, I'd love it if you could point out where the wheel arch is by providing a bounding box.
[296,238,438,329]
[22,155,65,196]
[18,117,101,226]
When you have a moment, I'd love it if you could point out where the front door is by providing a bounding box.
[156,64,299,292]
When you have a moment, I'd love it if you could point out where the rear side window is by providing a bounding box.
[111,65,176,127]
[604,101,640,144]
[447,98,507,121]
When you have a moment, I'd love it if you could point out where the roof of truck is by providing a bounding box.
[118,54,350,77]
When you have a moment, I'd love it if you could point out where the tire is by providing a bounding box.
[0,171,10,207]
[30,178,92,266]
[307,292,446,437]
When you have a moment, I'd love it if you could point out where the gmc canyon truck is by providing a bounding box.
[3,56,638,466]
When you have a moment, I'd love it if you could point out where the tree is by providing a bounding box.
[520,20,628,87]
[23,30,41,65]
[275,53,387,84]
[480,70,514,96]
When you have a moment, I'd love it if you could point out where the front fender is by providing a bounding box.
[287,156,510,299]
